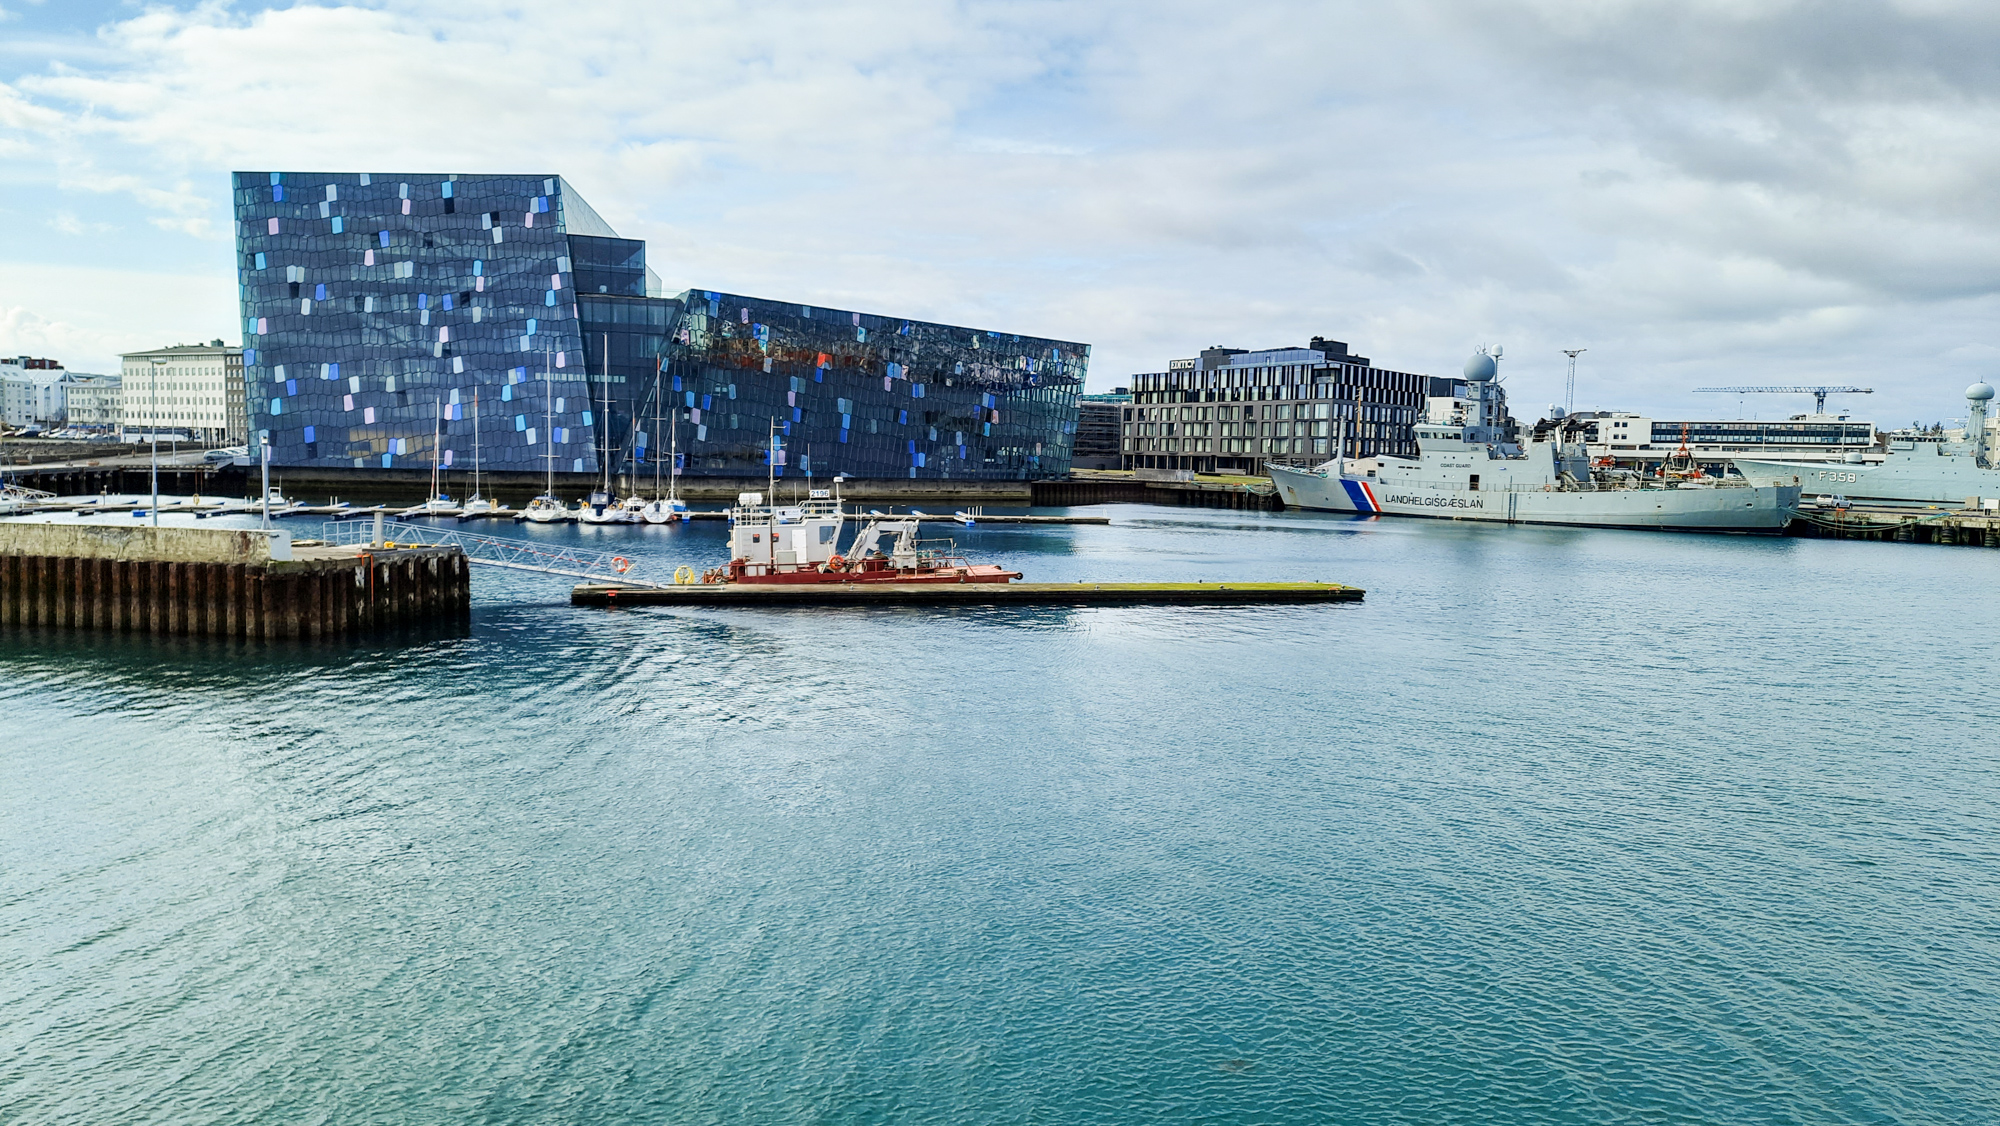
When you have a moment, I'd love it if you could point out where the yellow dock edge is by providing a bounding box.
[571,581,1363,608]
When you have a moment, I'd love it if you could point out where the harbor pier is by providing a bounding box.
[1787,503,2000,547]
[0,524,468,639]
[572,581,1363,608]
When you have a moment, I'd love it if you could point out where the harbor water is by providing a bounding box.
[2,507,1996,1124]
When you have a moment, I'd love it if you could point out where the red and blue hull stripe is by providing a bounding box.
[1339,477,1381,513]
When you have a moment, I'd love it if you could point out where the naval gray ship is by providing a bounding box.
[1268,348,1801,532]
[1734,381,2000,505]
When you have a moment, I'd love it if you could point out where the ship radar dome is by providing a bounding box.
[1464,351,1498,382]
[1966,381,1995,401]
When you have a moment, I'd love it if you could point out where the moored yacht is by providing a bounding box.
[578,487,640,524]
[521,351,570,523]
[522,494,571,523]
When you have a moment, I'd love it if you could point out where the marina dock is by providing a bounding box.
[571,580,1362,608]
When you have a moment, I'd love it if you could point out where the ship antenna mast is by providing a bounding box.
[1561,349,1586,416]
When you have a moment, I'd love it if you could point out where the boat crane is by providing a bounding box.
[1693,386,1874,414]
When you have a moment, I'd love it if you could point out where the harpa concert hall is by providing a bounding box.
[232,172,1088,479]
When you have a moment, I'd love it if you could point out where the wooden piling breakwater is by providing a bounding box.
[0,524,468,639]
[1786,504,2000,547]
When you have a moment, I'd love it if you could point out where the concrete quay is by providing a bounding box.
[0,524,469,639]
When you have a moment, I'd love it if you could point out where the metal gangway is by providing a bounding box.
[319,518,664,586]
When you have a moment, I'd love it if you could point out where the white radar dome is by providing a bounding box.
[1966,381,1995,401]
[1464,352,1498,382]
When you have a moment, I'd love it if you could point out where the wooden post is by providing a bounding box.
[249,569,268,640]
[165,563,183,635]
[33,556,52,628]
[87,558,106,632]
[280,573,302,640]
[0,554,16,627]
[107,559,125,633]
[185,563,205,635]
[51,556,69,630]
[229,565,246,639]
[304,571,324,641]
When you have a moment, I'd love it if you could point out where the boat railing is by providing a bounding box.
[1360,476,1756,495]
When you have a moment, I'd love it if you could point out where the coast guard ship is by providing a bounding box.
[1268,347,1800,532]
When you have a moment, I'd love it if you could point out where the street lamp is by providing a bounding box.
[148,357,165,526]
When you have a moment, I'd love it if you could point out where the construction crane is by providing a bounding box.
[1693,386,1874,414]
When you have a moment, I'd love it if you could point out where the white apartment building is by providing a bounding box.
[65,374,124,432]
[1,356,68,429]
[119,341,246,444]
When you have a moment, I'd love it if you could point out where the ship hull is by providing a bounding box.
[1269,464,1799,532]
[1734,455,2000,505]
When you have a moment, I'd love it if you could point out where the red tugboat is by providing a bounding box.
[695,489,1022,585]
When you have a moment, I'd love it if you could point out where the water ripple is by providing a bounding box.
[2,510,1997,1123]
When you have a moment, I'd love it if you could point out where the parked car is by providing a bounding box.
[202,445,250,464]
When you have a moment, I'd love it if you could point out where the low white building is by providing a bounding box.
[65,374,124,433]
[1,356,69,429]
[1567,411,1878,468]
[119,341,245,444]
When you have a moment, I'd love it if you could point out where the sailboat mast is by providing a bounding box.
[543,349,554,496]
[432,397,442,501]
[652,358,663,500]
[471,388,480,499]
[601,332,612,493]
[767,416,776,501]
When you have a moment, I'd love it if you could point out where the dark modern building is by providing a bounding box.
[1073,390,1131,470]
[1121,337,1461,475]
[233,172,1087,479]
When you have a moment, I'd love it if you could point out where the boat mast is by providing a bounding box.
[652,358,664,501]
[470,388,480,500]
[667,403,679,504]
[431,397,442,502]
[767,416,776,503]
[600,332,612,495]
[543,349,554,498]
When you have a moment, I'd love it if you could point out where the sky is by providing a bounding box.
[3,0,1998,426]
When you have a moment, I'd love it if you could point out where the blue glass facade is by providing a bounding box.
[234,171,1087,479]
[652,293,1086,480]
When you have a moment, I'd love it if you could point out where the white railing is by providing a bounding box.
[319,519,662,586]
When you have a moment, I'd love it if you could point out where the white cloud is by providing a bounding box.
[0,263,237,372]
[0,0,1997,422]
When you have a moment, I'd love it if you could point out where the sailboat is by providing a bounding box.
[460,389,497,516]
[643,360,689,523]
[414,397,455,514]
[522,350,572,523]
[616,415,650,519]
[579,333,640,524]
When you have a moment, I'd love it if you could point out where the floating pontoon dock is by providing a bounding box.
[571,581,1362,608]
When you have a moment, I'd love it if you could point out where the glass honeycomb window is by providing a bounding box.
[236,171,1087,478]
